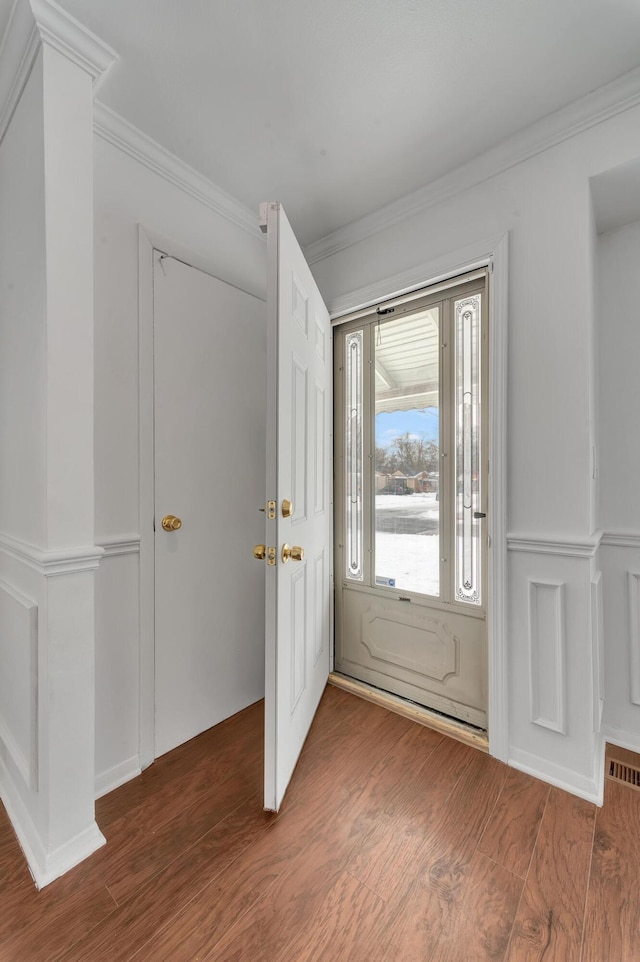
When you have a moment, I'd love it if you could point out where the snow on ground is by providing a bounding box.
[375,532,439,596]
[374,492,439,595]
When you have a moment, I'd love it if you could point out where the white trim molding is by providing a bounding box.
[96,535,141,559]
[602,530,640,549]
[328,236,498,320]
[509,741,604,806]
[0,0,39,145]
[0,532,104,576]
[0,578,38,791]
[305,65,640,265]
[0,752,106,889]
[528,580,566,735]
[29,0,118,83]
[0,0,117,144]
[95,754,141,799]
[628,571,640,707]
[94,102,261,241]
[507,532,602,558]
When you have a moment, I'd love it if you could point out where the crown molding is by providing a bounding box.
[93,101,263,241]
[0,0,117,145]
[0,532,104,576]
[305,65,640,266]
[29,0,118,83]
[0,0,39,144]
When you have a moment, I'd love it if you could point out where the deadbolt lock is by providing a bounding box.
[281,544,304,564]
[281,499,293,518]
[161,515,182,532]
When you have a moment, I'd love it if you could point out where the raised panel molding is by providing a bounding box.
[591,571,604,734]
[628,572,640,706]
[361,607,460,684]
[0,578,38,790]
[528,580,566,734]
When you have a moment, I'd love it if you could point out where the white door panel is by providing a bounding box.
[261,203,332,812]
[154,254,266,757]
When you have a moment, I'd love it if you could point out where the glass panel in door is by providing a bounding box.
[374,307,440,596]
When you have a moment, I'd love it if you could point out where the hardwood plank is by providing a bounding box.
[278,870,387,962]
[435,852,523,962]
[96,698,263,831]
[346,735,474,901]
[582,778,640,962]
[0,856,117,962]
[504,787,595,962]
[378,751,509,959]
[478,767,549,878]
[130,779,359,961]
[133,705,414,962]
[57,793,273,962]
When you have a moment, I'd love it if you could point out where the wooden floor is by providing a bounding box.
[1,686,639,961]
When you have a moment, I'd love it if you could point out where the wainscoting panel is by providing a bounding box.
[0,577,38,790]
[528,580,566,734]
[629,571,640,707]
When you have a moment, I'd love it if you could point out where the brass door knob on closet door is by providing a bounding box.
[161,515,182,531]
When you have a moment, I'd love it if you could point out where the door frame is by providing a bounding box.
[137,225,266,769]
[328,233,509,762]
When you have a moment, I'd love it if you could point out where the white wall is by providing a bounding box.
[311,102,640,800]
[93,136,267,792]
[597,218,640,749]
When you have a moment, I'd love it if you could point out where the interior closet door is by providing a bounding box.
[154,252,265,757]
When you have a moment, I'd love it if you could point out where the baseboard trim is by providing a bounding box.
[95,755,141,799]
[509,741,604,806]
[328,672,488,753]
[0,754,106,889]
[602,724,640,755]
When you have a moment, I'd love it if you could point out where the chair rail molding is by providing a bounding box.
[507,532,603,558]
[0,532,104,576]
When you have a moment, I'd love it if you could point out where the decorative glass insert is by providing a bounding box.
[373,308,440,597]
[345,330,364,581]
[454,294,482,605]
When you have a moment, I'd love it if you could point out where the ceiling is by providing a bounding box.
[7,0,640,245]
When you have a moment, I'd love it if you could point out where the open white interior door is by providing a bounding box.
[260,202,333,812]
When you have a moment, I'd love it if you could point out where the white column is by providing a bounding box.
[0,0,117,886]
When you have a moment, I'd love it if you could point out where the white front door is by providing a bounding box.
[260,203,333,812]
[153,252,266,757]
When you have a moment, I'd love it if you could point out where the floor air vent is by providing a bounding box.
[608,759,640,791]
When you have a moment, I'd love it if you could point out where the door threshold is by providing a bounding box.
[328,672,488,754]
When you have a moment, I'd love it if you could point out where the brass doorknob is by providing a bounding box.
[253,544,267,560]
[161,515,182,532]
[281,544,304,563]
